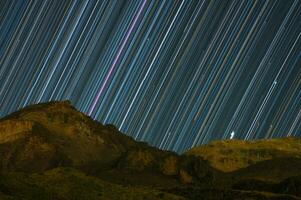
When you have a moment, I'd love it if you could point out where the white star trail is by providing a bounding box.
[0,0,300,153]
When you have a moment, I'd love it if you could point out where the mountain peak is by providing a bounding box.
[0,101,216,186]
[1,100,76,120]
[0,101,140,172]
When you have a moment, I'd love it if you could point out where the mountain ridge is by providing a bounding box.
[1,101,301,200]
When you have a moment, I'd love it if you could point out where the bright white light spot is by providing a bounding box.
[230,131,235,139]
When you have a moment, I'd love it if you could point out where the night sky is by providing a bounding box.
[0,0,300,153]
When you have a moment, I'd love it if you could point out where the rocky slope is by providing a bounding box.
[0,101,301,200]
[186,137,301,172]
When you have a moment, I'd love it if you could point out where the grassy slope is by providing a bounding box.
[1,167,300,200]
[0,167,186,200]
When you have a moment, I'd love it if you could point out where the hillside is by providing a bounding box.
[0,101,141,173]
[186,138,301,172]
[0,167,185,200]
[0,101,216,199]
[1,101,301,199]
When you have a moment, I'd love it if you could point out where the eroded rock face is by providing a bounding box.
[0,120,33,144]
[160,156,179,176]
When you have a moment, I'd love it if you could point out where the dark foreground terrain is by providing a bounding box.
[0,101,300,200]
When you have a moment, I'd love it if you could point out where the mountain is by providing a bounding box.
[0,101,215,199]
[0,101,300,200]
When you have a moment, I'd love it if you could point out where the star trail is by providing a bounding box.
[0,0,300,153]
